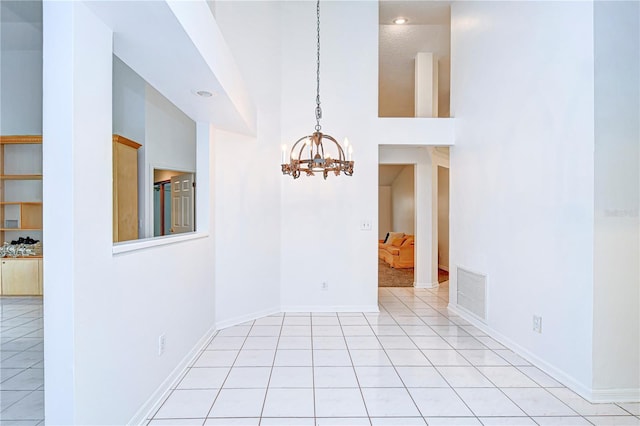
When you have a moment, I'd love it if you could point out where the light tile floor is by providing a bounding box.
[0,296,44,426]
[2,288,639,426]
[148,285,640,426]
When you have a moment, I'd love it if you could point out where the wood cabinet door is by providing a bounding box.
[1,259,40,295]
[113,142,139,242]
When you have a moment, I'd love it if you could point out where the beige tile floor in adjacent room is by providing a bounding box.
[147,284,640,426]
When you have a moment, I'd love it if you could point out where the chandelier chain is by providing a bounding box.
[315,0,322,132]
[280,0,354,179]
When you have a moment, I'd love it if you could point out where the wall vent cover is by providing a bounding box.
[457,267,487,321]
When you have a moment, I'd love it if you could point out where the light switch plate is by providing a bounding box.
[360,220,372,231]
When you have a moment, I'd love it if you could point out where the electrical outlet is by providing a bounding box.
[532,315,542,333]
[321,281,329,291]
[158,334,166,355]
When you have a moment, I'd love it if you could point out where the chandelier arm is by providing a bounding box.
[290,135,312,161]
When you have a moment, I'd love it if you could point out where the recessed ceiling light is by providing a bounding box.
[393,17,408,25]
[195,90,214,98]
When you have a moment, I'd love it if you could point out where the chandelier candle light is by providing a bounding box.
[281,0,354,180]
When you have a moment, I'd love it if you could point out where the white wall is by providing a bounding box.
[437,165,449,270]
[0,51,42,135]
[391,165,415,235]
[43,2,216,424]
[449,1,595,395]
[1,50,43,238]
[211,1,282,326]
[378,186,392,239]
[280,1,378,310]
[112,56,145,143]
[593,0,640,399]
[0,26,43,243]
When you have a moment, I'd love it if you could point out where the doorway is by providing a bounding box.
[437,165,450,283]
[377,145,450,290]
[153,180,172,237]
[152,169,195,237]
[378,164,415,287]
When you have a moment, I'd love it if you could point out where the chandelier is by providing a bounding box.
[281,0,354,180]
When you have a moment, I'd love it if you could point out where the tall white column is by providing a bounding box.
[43,2,113,423]
[414,148,437,288]
[415,52,439,118]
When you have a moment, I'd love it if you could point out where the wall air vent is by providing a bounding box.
[457,267,487,321]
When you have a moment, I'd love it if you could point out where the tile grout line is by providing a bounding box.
[256,314,284,425]
[365,290,435,422]
[335,312,373,425]
[390,288,590,424]
[310,313,317,423]
[390,287,540,422]
[195,323,251,423]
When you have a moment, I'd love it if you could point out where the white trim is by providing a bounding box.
[590,388,640,403]
[414,281,439,289]
[216,307,281,330]
[438,264,449,272]
[447,303,600,402]
[113,232,208,255]
[449,301,486,324]
[127,324,217,425]
[281,305,380,313]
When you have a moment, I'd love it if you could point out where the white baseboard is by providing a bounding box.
[216,307,281,330]
[447,303,594,403]
[128,324,217,425]
[590,388,640,403]
[414,281,439,289]
[438,264,449,272]
[281,305,380,313]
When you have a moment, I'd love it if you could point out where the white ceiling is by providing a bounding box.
[379,1,451,26]
[379,164,408,186]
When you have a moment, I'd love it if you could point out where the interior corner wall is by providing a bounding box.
[43,3,216,424]
[449,1,595,395]
[280,1,378,310]
[593,0,640,399]
[378,185,392,239]
[391,165,415,235]
[144,85,196,238]
[210,1,282,326]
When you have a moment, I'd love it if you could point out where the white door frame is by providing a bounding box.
[429,147,450,286]
[379,145,439,288]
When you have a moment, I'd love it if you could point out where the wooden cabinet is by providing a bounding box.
[1,258,42,296]
[0,136,43,244]
[113,135,142,242]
